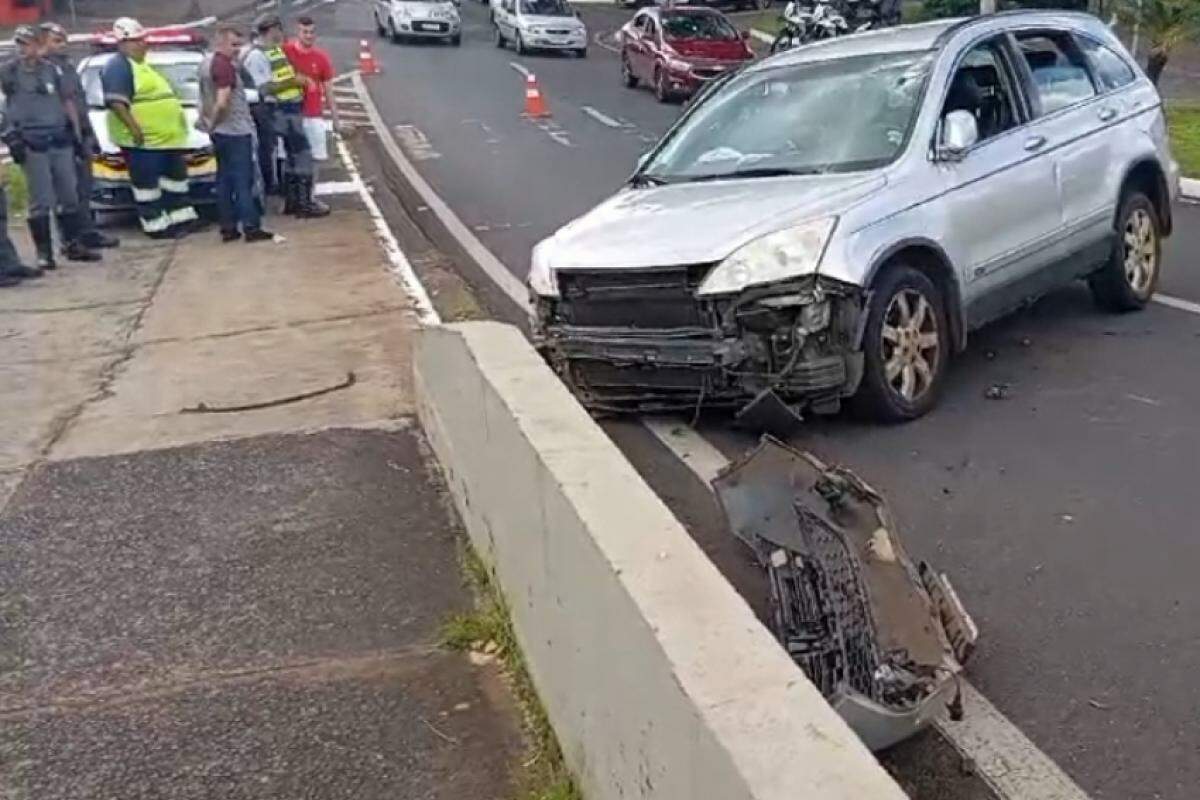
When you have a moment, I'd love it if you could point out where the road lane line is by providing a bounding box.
[1152,293,1200,315]
[334,135,439,325]
[643,419,1092,800]
[509,61,531,78]
[351,72,533,314]
[581,105,622,129]
[594,31,621,53]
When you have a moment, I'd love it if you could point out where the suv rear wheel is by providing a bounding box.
[1089,190,1161,312]
[852,265,949,422]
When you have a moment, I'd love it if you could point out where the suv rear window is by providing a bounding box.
[1077,35,1137,91]
[1016,32,1096,115]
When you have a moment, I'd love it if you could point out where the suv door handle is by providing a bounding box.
[1024,135,1047,152]
[1098,106,1118,122]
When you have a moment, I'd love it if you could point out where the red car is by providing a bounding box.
[619,6,754,103]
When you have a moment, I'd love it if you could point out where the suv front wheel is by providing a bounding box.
[1089,191,1161,312]
[852,265,949,422]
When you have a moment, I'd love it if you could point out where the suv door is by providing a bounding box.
[933,36,1063,325]
[499,0,517,39]
[1010,30,1115,266]
[640,16,660,82]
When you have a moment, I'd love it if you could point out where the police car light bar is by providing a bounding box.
[0,15,218,49]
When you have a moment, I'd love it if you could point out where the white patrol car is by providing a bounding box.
[374,0,463,46]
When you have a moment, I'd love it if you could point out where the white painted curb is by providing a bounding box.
[414,321,909,800]
[1182,177,1199,201]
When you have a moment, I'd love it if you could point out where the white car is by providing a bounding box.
[493,0,587,57]
[374,0,462,45]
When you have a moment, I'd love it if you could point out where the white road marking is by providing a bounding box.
[351,72,532,314]
[581,105,622,128]
[749,28,775,44]
[531,118,573,147]
[333,134,439,325]
[313,179,364,197]
[1152,293,1200,315]
[594,31,621,53]
[509,61,531,78]
[643,420,1092,800]
[394,124,442,161]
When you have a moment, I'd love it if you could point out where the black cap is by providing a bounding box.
[13,25,37,43]
[39,21,67,38]
[254,13,282,33]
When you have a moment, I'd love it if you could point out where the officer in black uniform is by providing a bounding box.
[39,21,119,250]
[0,25,99,269]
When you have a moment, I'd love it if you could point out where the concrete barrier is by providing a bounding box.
[414,321,909,800]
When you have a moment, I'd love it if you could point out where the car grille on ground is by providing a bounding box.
[555,266,714,329]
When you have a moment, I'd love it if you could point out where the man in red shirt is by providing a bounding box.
[283,16,339,216]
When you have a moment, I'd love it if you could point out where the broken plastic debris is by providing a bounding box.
[712,437,979,751]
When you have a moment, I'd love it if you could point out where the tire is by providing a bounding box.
[654,66,671,103]
[494,23,506,47]
[375,12,386,36]
[576,47,588,58]
[389,20,402,43]
[1089,190,1161,312]
[451,33,462,45]
[851,265,950,422]
[514,31,525,55]
[621,53,638,87]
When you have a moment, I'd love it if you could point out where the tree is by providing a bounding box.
[1119,0,1200,85]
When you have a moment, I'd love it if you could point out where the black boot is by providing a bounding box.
[82,228,120,248]
[282,175,299,216]
[296,177,330,219]
[28,217,56,271]
[59,213,102,262]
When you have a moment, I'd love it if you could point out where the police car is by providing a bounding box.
[78,29,236,211]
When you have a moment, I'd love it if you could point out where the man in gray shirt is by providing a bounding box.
[0,25,100,269]
[199,23,272,242]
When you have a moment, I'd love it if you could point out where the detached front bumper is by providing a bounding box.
[533,268,866,417]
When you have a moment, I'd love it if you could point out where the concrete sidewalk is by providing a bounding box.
[0,197,523,796]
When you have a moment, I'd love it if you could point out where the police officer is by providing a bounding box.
[243,14,328,217]
[0,26,100,269]
[40,21,120,250]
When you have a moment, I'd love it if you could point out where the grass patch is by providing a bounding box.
[5,165,27,216]
[1167,102,1200,179]
[441,545,582,800]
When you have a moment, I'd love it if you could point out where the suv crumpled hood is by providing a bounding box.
[539,172,882,271]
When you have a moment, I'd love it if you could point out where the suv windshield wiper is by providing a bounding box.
[629,173,669,188]
[680,166,826,183]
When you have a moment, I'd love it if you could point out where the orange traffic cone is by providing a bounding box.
[358,39,380,75]
[522,73,550,118]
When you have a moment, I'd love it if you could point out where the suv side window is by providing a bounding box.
[644,17,657,40]
[941,39,1022,145]
[1015,32,1096,115]
[1077,35,1137,92]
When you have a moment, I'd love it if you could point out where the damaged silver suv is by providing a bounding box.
[530,12,1179,421]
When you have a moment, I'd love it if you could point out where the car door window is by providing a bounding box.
[644,18,657,42]
[1016,32,1096,115]
[941,39,1021,145]
[631,13,647,38]
[1076,35,1137,92]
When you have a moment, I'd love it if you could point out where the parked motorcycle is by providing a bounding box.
[769,0,895,54]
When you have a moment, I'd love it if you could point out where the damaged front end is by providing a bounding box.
[532,268,865,423]
[713,437,978,751]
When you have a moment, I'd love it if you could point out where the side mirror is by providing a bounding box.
[936,110,978,161]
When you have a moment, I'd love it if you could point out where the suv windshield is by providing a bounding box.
[520,0,571,15]
[81,58,201,109]
[662,12,738,41]
[642,51,934,182]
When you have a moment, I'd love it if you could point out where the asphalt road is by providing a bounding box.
[320,2,1200,797]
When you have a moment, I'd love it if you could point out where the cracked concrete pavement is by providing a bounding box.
[0,200,523,796]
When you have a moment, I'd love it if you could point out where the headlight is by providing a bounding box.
[529,241,559,297]
[697,217,836,297]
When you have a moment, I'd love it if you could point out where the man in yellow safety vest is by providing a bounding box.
[100,17,202,238]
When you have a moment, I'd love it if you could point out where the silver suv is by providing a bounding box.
[530,12,1179,422]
